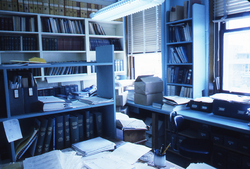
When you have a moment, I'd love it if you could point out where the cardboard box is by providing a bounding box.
[116,91,128,107]
[134,75,163,95]
[134,92,162,106]
[116,128,146,144]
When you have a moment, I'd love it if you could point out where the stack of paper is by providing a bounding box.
[162,96,190,112]
[23,150,83,169]
[79,96,113,105]
[116,112,147,130]
[38,96,65,112]
[72,137,116,156]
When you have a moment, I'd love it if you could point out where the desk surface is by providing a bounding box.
[126,101,250,135]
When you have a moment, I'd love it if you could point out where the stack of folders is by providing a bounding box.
[72,137,116,157]
[38,96,65,112]
[79,96,113,105]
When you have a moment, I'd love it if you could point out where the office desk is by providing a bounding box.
[126,100,250,149]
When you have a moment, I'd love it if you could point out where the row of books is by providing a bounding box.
[41,17,84,34]
[38,85,79,97]
[15,110,103,159]
[0,16,35,32]
[89,22,105,35]
[0,0,105,18]
[168,66,192,84]
[90,38,123,51]
[169,23,192,43]
[167,85,193,98]
[169,46,189,63]
[44,66,87,76]
[42,37,84,51]
[0,36,37,51]
[114,59,124,72]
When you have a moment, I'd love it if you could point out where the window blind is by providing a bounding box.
[214,0,250,18]
[127,5,161,54]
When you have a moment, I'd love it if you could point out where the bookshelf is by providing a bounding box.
[164,1,205,99]
[0,10,126,83]
[0,45,116,163]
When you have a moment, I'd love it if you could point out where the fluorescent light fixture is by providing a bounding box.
[90,0,165,21]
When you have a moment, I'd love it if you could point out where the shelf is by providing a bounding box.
[0,101,115,122]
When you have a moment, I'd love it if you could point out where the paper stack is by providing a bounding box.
[79,96,113,105]
[72,137,116,156]
[162,96,190,112]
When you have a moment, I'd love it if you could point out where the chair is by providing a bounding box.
[169,111,213,163]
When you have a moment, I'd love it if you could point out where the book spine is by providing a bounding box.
[63,114,70,148]
[94,112,102,137]
[55,115,64,150]
[35,117,48,155]
[43,117,54,153]
[69,115,79,144]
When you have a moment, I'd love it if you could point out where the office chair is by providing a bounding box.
[169,111,213,163]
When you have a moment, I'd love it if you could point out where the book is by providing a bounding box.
[69,114,79,144]
[54,115,64,150]
[74,112,84,141]
[84,110,91,140]
[43,116,55,153]
[35,117,48,155]
[63,114,71,148]
[38,96,65,112]
[89,112,94,138]
[71,137,116,156]
[94,112,102,137]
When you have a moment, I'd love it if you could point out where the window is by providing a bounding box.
[126,5,162,79]
[214,0,250,94]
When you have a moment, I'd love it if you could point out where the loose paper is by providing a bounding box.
[3,119,23,143]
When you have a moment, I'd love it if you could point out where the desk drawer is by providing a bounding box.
[211,132,223,145]
[224,136,238,149]
[243,156,250,169]
[238,141,250,154]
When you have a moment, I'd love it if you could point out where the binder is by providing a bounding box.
[18,0,23,12]
[12,0,18,11]
[58,0,64,15]
[33,0,38,13]
[63,114,70,148]
[80,2,87,18]
[54,114,64,150]
[54,0,58,15]
[42,0,49,14]
[72,1,77,17]
[37,0,42,13]
[28,0,33,13]
[69,114,79,144]
[35,117,48,155]
[7,0,12,11]
[2,0,7,10]
[23,0,28,12]
[49,0,54,15]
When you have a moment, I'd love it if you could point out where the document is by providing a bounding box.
[23,150,83,169]
[110,142,151,164]
[3,119,23,143]
[82,142,151,169]
[116,112,147,130]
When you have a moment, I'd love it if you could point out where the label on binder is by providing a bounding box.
[29,88,33,96]
[14,89,19,98]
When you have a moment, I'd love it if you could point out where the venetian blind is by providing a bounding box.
[214,0,250,18]
[127,5,161,54]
